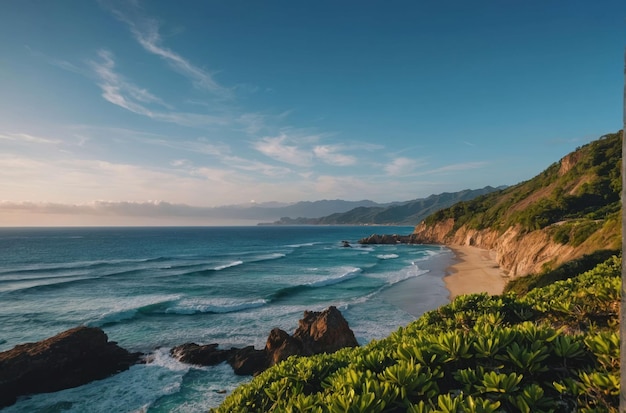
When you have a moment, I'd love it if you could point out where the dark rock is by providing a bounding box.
[265,328,303,366]
[0,326,141,408]
[170,343,235,366]
[293,306,359,355]
[228,346,268,376]
[171,306,359,377]
[358,233,417,245]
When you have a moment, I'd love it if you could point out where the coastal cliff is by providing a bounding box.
[411,220,610,277]
[360,132,621,278]
[408,132,621,278]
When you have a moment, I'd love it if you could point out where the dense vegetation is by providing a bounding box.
[504,249,619,296]
[213,256,620,412]
[423,132,621,244]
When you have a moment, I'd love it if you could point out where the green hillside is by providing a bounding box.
[423,132,621,251]
[213,256,620,412]
[270,186,502,225]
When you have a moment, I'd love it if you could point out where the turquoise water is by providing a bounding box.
[0,226,451,412]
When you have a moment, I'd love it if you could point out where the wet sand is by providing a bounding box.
[380,246,453,317]
[445,245,507,300]
[381,245,507,318]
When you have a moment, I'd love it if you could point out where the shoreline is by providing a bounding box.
[380,244,507,318]
[445,245,507,300]
[379,246,452,317]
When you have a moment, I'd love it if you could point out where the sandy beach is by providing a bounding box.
[445,245,507,300]
[381,245,507,317]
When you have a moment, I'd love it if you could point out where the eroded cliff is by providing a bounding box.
[411,221,594,277]
[410,132,622,278]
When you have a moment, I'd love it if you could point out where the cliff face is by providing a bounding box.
[411,221,581,277]
[411,132,621,278]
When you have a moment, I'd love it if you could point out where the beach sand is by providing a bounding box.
[380,246,453,317]
[380,244,507,318]
[445,245,507,300]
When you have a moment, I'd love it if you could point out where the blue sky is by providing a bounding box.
[1,0,624,225]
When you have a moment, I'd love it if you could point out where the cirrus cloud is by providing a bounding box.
[313,145,356,166]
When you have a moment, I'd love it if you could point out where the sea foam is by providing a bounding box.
[85,295,182,327]
[165,298,268,315]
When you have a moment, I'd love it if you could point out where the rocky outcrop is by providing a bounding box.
[170,343,235,366]
[359,218,607,277]
[410,220,586,277]
[293,306,358,355]
[228,346,268,376]
[171,306,359,376]
[358,233,419,244]
[0,326,141,408]
[265,327,303,366]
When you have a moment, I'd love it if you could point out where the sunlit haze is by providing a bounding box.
[1,1,624,225]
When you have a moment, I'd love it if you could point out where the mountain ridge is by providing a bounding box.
[262,186,505,226]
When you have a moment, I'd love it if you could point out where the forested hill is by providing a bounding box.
[413,131,622,276]
[266,186,503,226]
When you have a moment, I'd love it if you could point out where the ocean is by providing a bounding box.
[0,226,452,412]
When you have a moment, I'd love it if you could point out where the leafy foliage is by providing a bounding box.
[212,256,621,412]
[504,249,619,295]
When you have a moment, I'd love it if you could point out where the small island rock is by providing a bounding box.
[171,306,359,377]
[0,326,141,408]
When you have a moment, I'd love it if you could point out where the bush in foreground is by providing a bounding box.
[212,256,620,413]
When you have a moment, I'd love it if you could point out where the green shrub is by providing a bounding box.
[212,256,621,412]
[504,249,619,295]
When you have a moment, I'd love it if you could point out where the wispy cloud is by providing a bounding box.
[252,133,359,168]
[0,200,227,218]
[25,45,88,76]
[385,157,417,176]
[253,134,313,166]
[109,6,232,99]
[89,50,231,127]
[426,161,487,174]
[0,132,61,145]
[90,49,171,114]
[314,175,369,198]
[65,125,291,179]
[313,145,356,166]
[237,113,267,135]
[226,157,292,177]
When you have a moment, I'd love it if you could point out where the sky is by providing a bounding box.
[0,0,624,226]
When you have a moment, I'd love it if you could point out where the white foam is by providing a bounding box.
[165,298,268,314]
[376,254,399,260]
[304,267,362,288]
[0,275,97,293]
[85,294,181,327]
[253,252,287,261]
[5,348,238,413]
[3,356,189,413]
[213,260,244,270]
[147,347,191,371]
[365,263,429,286]
[286,242,317,248]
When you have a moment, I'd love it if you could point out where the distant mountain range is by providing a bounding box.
[207,199,385,222]
[259,186,505,226]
